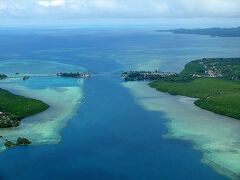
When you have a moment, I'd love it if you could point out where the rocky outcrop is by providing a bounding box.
[23,76,30,80]
[16,137,31,145]
[0,136,31,148]
[4,140,15,148]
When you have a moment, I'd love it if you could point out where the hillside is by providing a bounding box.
[181,58,240,80]
[0,88,49,128]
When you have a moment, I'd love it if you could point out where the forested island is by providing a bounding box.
[123,58,240,120]
[57,72,91,78]
[122,71,177,81]
[0,88,49,128]
[0,136,32,148]
[0,74,7,80]
[159,27,240,37]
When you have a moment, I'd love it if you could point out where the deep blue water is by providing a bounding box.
[0,76,227,180]
[0,28,239,179]
[0,28,239,72]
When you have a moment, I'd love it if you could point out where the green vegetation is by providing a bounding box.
[4,140,15,148]
[57,72,91,78]
[16,137,31,145]
[122,71,177,81]
[149,58,240,120]
[0,88,49,128]
[181,58,240,79]
[181,61,205,75]
[150,78,240,120]
[121,58,240,119]
[0,136,31,148]
[122,58,240,83]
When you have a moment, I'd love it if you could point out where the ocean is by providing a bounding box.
[0,28,239,180]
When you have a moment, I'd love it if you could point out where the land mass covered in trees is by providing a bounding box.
[123,58,240,120]
[159,26,240,37]
[0,88,49,128]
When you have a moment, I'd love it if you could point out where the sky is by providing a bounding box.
[0,0,239,28]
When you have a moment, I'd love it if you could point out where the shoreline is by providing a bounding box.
[0,60,85,150]
[149,78,240,120]
[123,81,240,180]
[122,58,240,120]
[0,80,83,150]
[0,87,49,129]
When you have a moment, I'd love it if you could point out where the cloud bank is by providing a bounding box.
[0,0,239,20]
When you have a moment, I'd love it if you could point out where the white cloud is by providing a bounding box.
[0,0,240,19]
[38,0,65,7]
[38,1,50,7]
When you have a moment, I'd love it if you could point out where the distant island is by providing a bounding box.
[57,72,91,78]
[0,87,49,128]
[0,74,7,80]
[122,71,177,81]
[123,58,240,120]
[159,27,240,37]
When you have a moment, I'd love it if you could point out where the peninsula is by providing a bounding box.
[123,58,240,120]
[159,26,240,37]
[0,88,49,128]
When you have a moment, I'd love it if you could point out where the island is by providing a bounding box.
[0,136,31,148]
[23,76,30,80]
[122,71,177,81]
[57,72,91,78]
[0,88,49,128]
[123,58,240,120]
[159,26,240,37]
[0,74,7,80]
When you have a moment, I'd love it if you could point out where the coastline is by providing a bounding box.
[149,78,240,120]
[123,81,240,179]
[0,87,49,128]
[0,60,85,151]
[0,79,83,150]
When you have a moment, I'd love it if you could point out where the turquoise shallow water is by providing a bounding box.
[0,61,84,148]
[124,81,240,179]
[0,28,239,179]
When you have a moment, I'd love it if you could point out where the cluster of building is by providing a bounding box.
[121,70,177,81]
[0,112,19,128]
[204,66,223,77]
[192,65,223,78]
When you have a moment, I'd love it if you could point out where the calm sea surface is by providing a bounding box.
[0,28,239,180]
